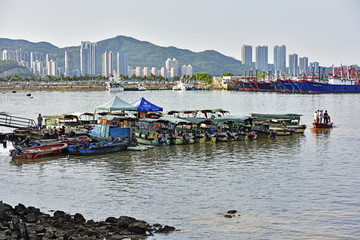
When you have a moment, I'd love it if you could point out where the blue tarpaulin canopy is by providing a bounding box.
[131,97,163,112]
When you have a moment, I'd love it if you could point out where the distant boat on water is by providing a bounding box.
[106,76,124,92]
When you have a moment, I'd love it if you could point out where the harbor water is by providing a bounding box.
[1,90,360,239]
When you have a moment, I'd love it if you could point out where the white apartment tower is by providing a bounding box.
[241,45,253,66]
[288,54,299,76]
[143,67,150,77]
[181,64,193,77]
[165,58,179,77]
[80,41,97,75]
[102,51,113,77]
[116,52,128,76]
[45,53,57,76]
[255,46,268,72]
[274,45,286,74]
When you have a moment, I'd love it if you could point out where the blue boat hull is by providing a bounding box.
[302,81,360,93]
[68,141,128,155]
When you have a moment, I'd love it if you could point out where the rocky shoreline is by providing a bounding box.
[0,201,175,240]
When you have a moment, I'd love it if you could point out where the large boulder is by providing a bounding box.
[117,216,136,228]
[127,221,147,234]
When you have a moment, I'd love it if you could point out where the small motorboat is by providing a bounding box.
[313,122,334,129]
[10,143,68,160]
[67,140,128,155]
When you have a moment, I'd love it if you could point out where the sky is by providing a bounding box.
[1,0,359,66]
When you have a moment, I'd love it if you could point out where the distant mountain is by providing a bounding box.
[0,38,58,52]
[0,35,252,75]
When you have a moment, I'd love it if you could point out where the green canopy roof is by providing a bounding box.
[212,115,253,124]
[250,113,302,121]
[95,96,138,113]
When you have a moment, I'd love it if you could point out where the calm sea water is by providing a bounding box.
[1,90,360,239]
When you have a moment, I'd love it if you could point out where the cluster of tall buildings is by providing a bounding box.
[241,44,320,76]
[101,51,128,77]
[126,58,192,78]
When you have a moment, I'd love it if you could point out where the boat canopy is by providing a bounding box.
[95,96,138,113]
[185,118,214,125]
[140,116,191,125]
[131,97,163,112]
[212,115,253,124]
[250,113,302,121]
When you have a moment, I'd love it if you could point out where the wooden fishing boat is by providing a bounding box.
[10,143,68,160]
[313,122,334,129]
[212,115,257,141]
[67,140,128,155]
[250,113,307,134]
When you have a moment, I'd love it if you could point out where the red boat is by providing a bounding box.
[10,143,68,160]
[313,122,334,129]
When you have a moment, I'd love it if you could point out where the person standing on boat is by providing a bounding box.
[59,126,66,141]
[317,110,321,123]
[323,110,329,124]
[37,114,43,130]
[313,111,318,123]
[319,110,324,124]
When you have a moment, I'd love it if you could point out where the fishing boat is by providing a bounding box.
[251,113,307,134]
[89,117,134,142]
[172,81,194,91]
[67,139,128,155]
[135,117,173,146]
[186,118,216,144]
[313,122,334,129]
[168,118,195,145]
[212,115,257,141]
[137,83,146,91]
[106,76,124,92]
[10,143,68,160]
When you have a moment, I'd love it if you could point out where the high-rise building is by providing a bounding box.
[165,58,179,77]
[143,67,150,77]
[255,46,268,72]
[65,51,75,76]
[181,64,193,77]
[135,66,142,77]
[299,57,309,75]
[309,62,320,75]
[116,52,128,76]
[160,67,167,78]
[288,54,298,76]
[241,45,253,66]
[151,67,157,75]
[33,60,44,75]
[80,41,97,75]
[30,52,43,73]
[102,51,113,77]
[2,50,17,61]
[274,45,286,74]
[45,53,57,76]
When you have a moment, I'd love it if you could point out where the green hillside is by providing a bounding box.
[0,36,252,75]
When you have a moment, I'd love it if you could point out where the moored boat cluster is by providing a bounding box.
[5,96,309,161]
[232,69,360,93]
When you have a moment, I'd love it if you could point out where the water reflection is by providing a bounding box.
[1,91,360,239]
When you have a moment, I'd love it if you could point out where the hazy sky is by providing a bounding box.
[1,0,359,66]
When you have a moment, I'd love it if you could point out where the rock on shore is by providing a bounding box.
[0,201,175,240]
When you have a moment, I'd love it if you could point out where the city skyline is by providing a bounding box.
[0,0,359,67]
